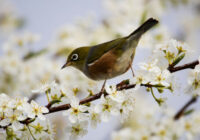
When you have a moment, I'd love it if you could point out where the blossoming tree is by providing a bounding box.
[0,0,200,140]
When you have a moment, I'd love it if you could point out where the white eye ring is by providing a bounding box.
[71,53,79,61]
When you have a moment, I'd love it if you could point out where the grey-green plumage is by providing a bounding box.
[86,18,158,64]
[62,18,158,80]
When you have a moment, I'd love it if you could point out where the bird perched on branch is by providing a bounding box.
[62,18,158,90]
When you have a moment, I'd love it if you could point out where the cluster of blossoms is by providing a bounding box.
[0,32,51,96]
[0,93,55,139]
[155,39,189,68]
[0,31,98,97]
[33,81,135,139]
[128,39,189,105]
[111,96,200,140]
[30,37,191,139]
[0,0,23,34]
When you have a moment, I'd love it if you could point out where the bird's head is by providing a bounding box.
[61,47,90,71]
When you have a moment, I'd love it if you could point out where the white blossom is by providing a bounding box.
[28,100,49,120]
[97,95,119,122]
[66,121,88,140]
[130,70,151,89]
[118,91,135,122]
[88,105,101,128]
[186,64,200,95]
[106,85,124,103]
[32,81,57,94]
[63,97,88,123]
[151,69,171,87]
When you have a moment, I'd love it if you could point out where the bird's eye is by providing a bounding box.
[71,53,79,61]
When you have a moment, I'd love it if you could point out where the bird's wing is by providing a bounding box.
[86,18,158,66]
[86,37,127,65]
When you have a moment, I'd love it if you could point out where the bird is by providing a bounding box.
[62,18,158,90]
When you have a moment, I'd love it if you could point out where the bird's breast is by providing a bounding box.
[86,47,135,80]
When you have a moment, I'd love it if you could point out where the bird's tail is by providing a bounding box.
[128,18,158,39]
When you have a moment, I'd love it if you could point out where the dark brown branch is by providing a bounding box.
[174,96,198,120]
[47,60,199,114]
[47,83,158,114]
[168,60,199,73]
[169,60,199,120]
[21,59,199,124]
[47,92,104,114]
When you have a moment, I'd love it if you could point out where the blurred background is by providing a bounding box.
[0,0,200,139]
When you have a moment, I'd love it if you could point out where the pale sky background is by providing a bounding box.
[7,0,200,140]
[11,0,104,48]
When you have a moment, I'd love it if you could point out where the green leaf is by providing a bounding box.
[84,103,91,107]
[152,84,166,88]
[88,89,94,96]
[171,53,185,67]
[183,109,194,116]
[27,118,36,124]
[123,79,130,85]
[23,49,48,60]
[50,99,61,105]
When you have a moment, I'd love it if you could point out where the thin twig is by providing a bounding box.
[27,124,36,140]
[174,96,198,120]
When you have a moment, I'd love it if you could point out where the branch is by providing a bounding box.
[46,83,153,114]
[46,60,199,114]
[46,92,103,114]
[168,60,199,73]
[20,59,199,125]
[174,96,198,120]
[169,60,199,120]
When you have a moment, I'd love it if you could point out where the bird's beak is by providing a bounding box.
[61,62,71,69]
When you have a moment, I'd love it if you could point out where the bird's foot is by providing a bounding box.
[100,79,107,95]
[131,66,135,78]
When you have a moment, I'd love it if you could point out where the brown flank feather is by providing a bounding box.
[88,50,117,80]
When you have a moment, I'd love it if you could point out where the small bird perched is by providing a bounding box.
[62,18,158,89]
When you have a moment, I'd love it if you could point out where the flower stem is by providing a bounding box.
[150,87,163,106]
[27,124,36,140]
[45,91,50,103]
